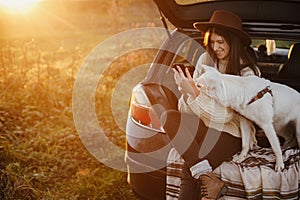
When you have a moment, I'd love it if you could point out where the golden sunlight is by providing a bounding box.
[0,0,39,13]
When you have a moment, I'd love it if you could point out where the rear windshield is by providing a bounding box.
[252,39,294,50]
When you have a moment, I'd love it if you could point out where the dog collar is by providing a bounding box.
[247,86,273,105]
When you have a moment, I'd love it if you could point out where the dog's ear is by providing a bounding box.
[199,64,218,74]
[196,71,219,90]
[201,64,218,72]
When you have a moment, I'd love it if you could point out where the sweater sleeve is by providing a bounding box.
[186,91,233,124]
[178,95,194,115]
[177,56,258,137]
[177,53,234,124]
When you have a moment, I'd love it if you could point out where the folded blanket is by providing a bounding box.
[166,147,300,200]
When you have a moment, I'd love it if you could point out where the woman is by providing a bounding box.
[163,10,260,199]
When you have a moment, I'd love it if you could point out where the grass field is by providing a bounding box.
[0,0,165,199]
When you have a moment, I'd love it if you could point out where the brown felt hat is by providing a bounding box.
[193,10,251,45]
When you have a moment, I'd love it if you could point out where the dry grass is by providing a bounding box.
[0,0,163,198]
[0,35,154,199]
[0,37,132,199]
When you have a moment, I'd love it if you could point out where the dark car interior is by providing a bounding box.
[276,43,300,91]
[171,38,300,93]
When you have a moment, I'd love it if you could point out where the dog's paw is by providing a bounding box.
[249,139,258,150]
[275,161,285,172]
[233,153,246,163]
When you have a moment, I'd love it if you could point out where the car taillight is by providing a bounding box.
[129,85,163,132]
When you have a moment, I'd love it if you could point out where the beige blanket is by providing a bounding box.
[166,147,300,200]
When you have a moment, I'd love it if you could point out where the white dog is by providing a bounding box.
[196,65,300,171]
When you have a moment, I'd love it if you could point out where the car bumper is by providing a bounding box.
[125,116,171,200]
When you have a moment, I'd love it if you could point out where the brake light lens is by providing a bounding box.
[129,85,163,132]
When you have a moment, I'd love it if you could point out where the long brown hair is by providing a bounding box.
[203,27,259,76]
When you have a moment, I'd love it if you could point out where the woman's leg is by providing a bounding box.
[205,131,242,169]
[179,163,200,200]
[163,110,242,169]
[163,110,242,199]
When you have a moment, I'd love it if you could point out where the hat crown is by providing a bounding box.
[209,10,243,31]
[193,10,251,45]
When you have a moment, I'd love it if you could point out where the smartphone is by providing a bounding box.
[172,63,194,76]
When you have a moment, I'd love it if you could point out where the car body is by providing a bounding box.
[125,1,300,199]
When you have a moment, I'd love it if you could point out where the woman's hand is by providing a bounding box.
[173,65,200,99]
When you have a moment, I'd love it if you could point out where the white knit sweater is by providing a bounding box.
[178,53,258,138]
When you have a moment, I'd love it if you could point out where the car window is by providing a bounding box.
[252,39,294,50]
[172,37,204,76]
[252,38,295,63]
[156,36,203,95]
[250,38,300,79]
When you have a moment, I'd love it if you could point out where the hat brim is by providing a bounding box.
[193,22,251,45]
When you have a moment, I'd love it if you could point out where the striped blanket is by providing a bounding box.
[166,147,300,200]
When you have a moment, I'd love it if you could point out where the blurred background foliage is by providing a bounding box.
[0,0,165,199]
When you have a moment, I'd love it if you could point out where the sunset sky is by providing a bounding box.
[0,0,160,39]
[0,0,41,13]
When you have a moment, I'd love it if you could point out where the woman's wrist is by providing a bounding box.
[182,93,189,102]
[190,83,200,98]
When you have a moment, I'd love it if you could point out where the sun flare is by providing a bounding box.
[0,0,39,13]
